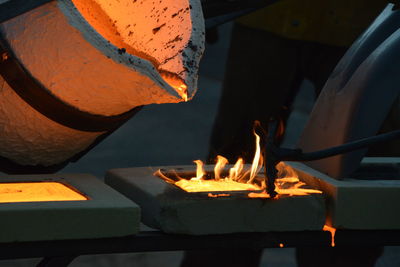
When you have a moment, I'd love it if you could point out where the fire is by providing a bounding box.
[248,132,263,184]
[156,131,322,198]
[156,167,260,192]
[214,155,228,181]
[323,225,336,247]
[193,160,205,180]
[174,83,188,102]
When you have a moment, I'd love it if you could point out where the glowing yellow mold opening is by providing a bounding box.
[0,182,87,203]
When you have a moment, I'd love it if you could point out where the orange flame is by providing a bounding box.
[193,160,205,181]
[248,132,263,184]
[323,225,336,247]
[214,155,228,181]
[156,131,322,198]
[230,158,244,181]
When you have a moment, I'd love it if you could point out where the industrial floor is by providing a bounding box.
[1,23,400,267]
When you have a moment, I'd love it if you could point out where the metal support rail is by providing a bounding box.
[2,229,400,267]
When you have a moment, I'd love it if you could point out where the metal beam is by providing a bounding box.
[0,230,330,260]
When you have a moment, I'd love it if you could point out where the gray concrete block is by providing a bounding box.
[0,173,140,242]
[105,166,326,235]
[288,160,400,230]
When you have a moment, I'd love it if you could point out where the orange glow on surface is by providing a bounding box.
[208,193,231,198]
[279,243,284,248]
[160,73,188,102]
[174,178,260,192]
[0,182,87,203]
[156,131,322,198]
[72,0,191,103]
[323,225,336,247]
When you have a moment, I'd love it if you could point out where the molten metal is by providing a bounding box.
[323,225,337,247]
[0,182,87,203]
[156,132,322,198]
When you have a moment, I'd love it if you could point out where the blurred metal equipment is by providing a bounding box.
[298,3,400,178]
[0,0,279,28]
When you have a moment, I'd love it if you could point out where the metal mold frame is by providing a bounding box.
[0,173,140,243]
[106,165,326,235]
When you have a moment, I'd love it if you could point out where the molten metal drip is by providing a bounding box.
[156,131,322,198]
[323,225,336,247]
[160,72,188,102]
[175,84,188,102]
